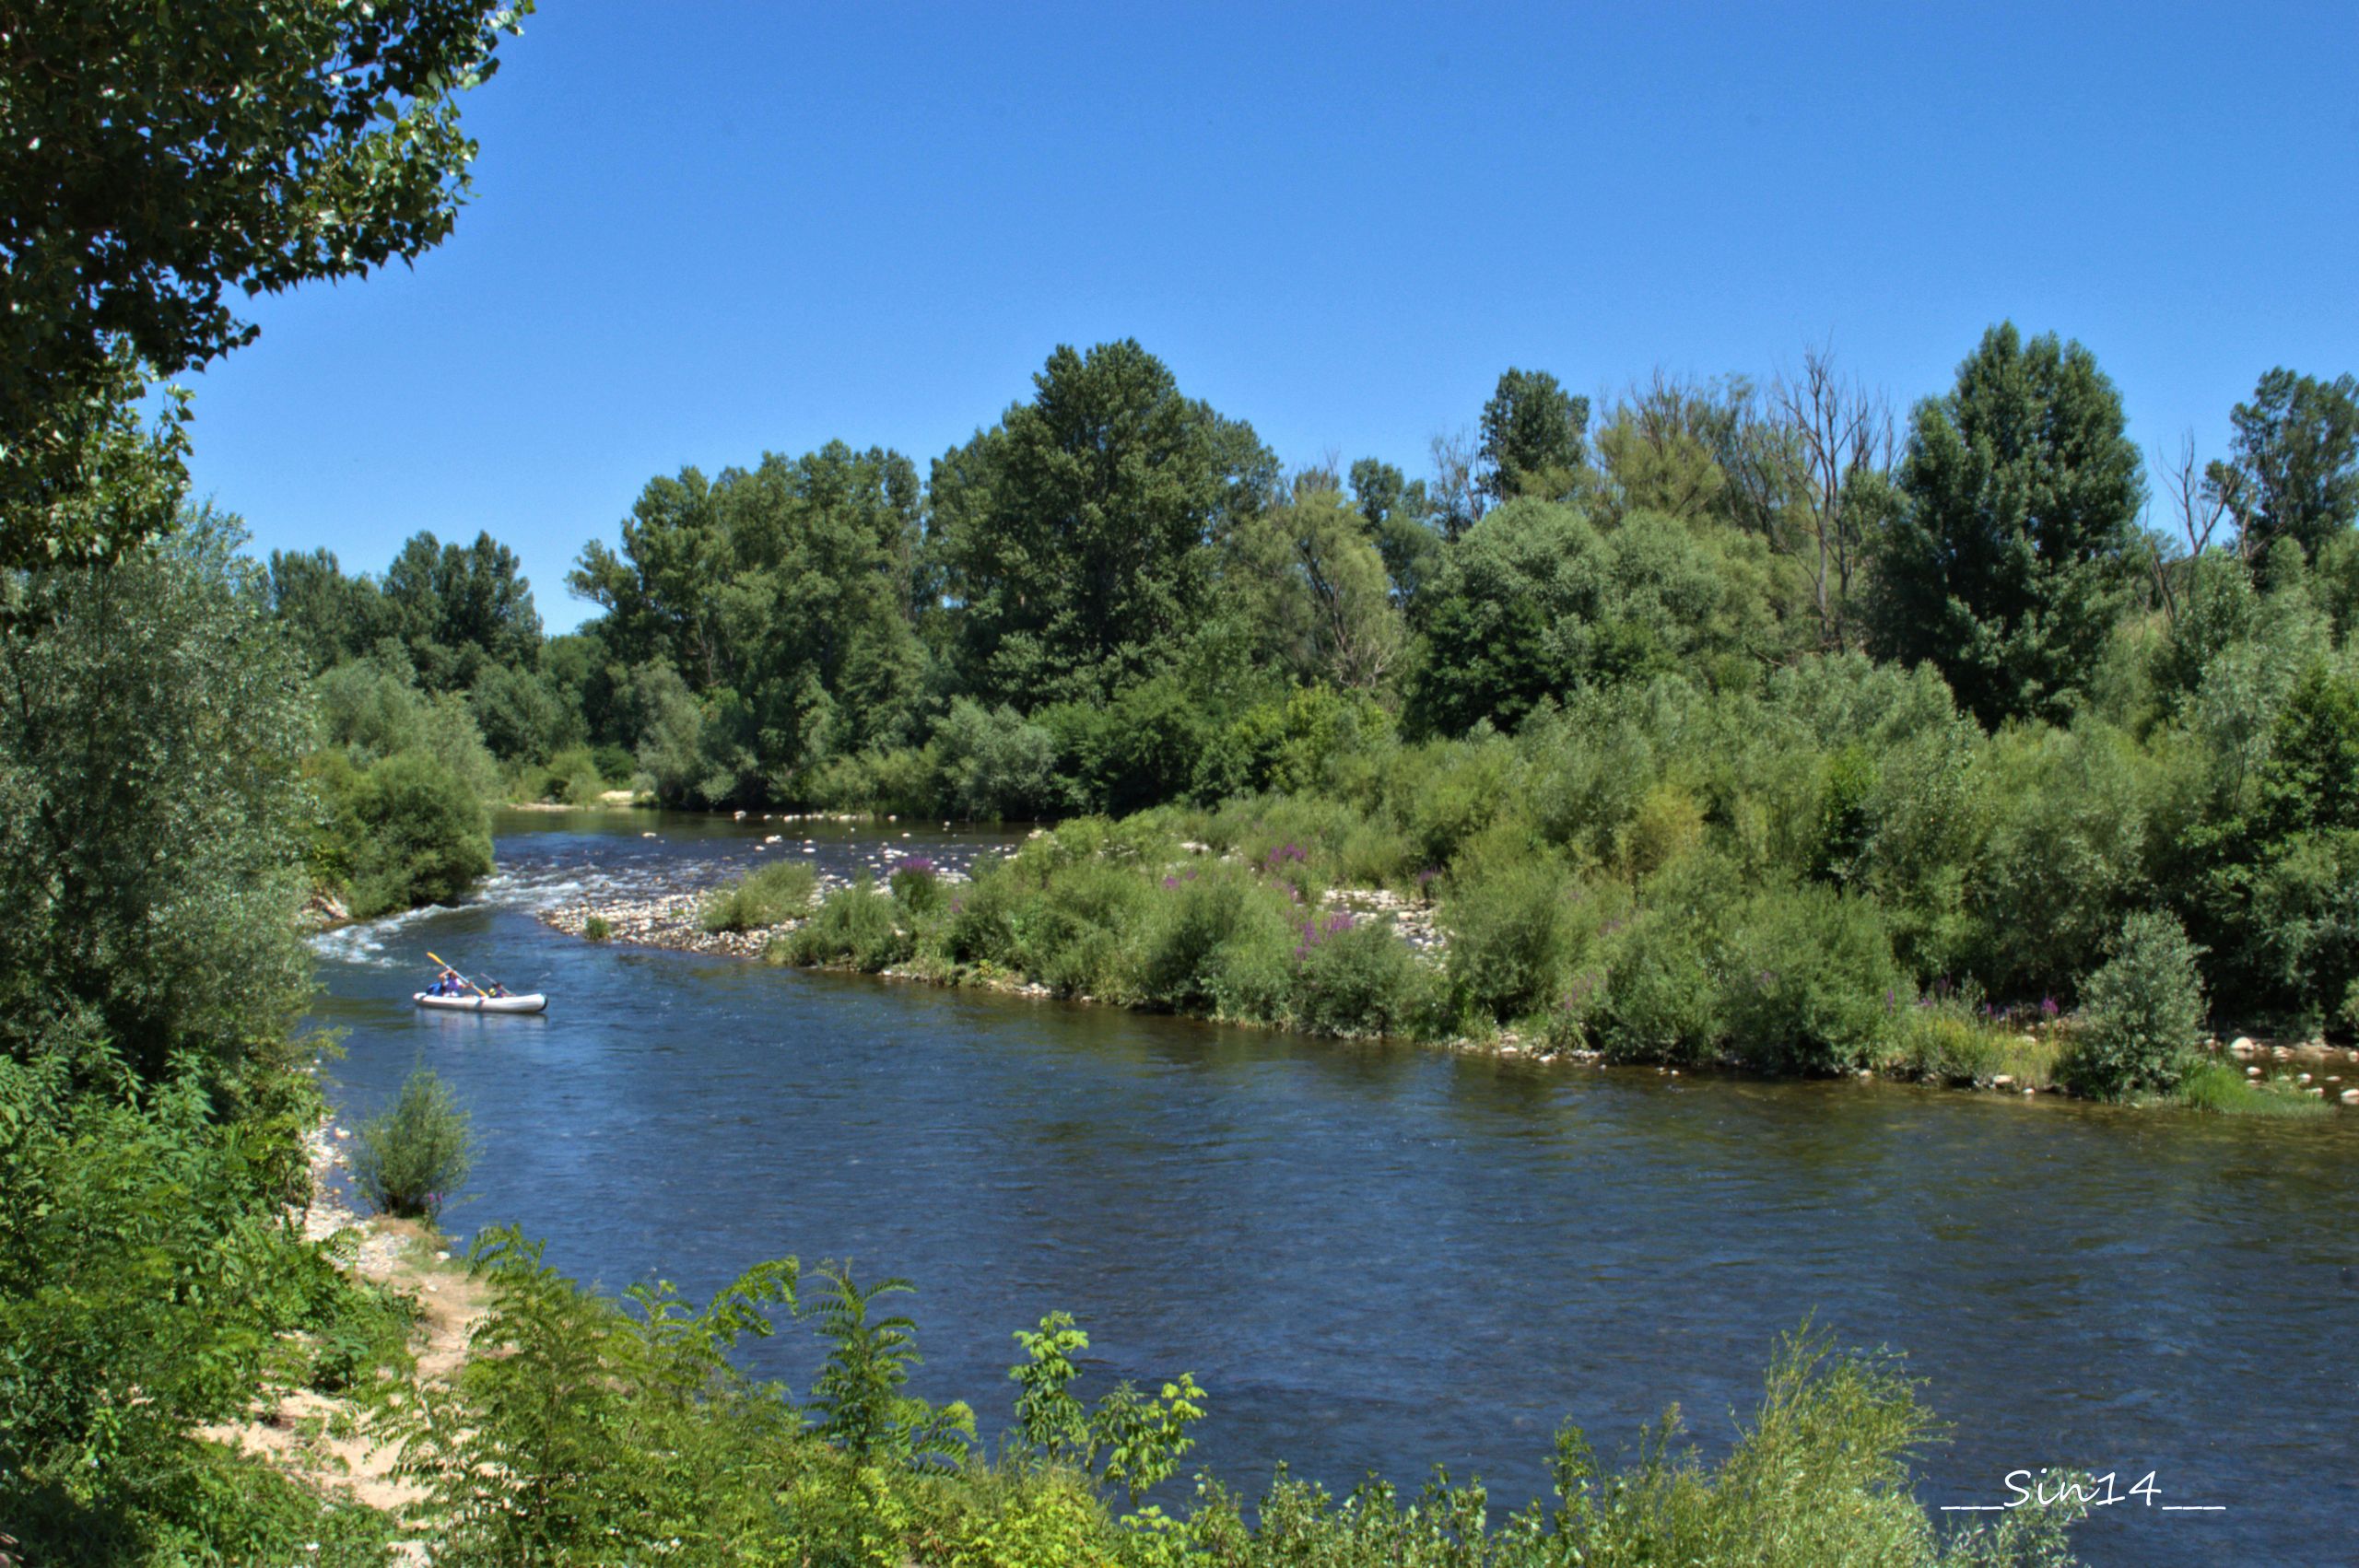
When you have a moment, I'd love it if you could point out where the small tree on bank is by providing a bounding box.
[2061,911,2207,1100]
[354,1067,475,1223]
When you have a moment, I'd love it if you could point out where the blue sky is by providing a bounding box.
[183,1,2359,634]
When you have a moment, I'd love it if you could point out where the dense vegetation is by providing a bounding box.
[0,2,2333,1558]
[255,320,2359,1081]
[0,522,2101,1562]
[270,333,2359,1075]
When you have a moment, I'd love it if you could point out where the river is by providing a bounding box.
[309,810,2359,1565]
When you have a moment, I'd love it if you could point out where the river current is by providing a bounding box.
[310,811,2359,1565]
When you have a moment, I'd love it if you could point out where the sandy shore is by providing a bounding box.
[201,1120,486,1555]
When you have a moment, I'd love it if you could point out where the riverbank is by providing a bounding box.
[524,829,2355,1111]
[200,1121,483,1555]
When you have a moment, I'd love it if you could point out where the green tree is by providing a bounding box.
[0,515,313,1089]
[1477,367,1590,504]
[1404,500,1743,735]
[932,340,1279,706]
[1226,474,1406,691]
[1346,456,1440,600]
[0,0,531,568]
[381,530,546,690]
[1870,323,2145,727]
[266,546,386,673]
[2060,911,2206,1099]
[2206,367,2359,579]
[572,442,930,783]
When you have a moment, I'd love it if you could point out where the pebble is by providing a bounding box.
[2247,1066,2264,1077]
[2342,1089,2358,1106]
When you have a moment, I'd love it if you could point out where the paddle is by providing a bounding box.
[425,951,490,1000]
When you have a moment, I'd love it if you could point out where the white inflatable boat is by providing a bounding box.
[413,990,546,1014]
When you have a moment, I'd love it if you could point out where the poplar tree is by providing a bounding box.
[1869,323,2143,728]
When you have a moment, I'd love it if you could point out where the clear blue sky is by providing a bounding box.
[182,1,2359,634]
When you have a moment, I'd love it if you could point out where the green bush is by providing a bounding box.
[933,697,1062,819]
[1599,913,1724,1065]
[0,521,316,1092]
[591,743,636,786]
[1883,996,2008,1083]
[2059,910,2207,1099]
[782,878,910,972]
[1136,865,1290,1013]
[582,914,613,942]
[543,743,610,805]
[331,748,495,919]
[1443,847,1579,1024]
[0,1057,399,1565]
[943,856,1026,968]
[353,1066,475,1222]
[702,859,820,932]
[1292,914,1431,1037]
[888,860,945,916]
[1720,883,1902,1074]
[1018,859,1153,999]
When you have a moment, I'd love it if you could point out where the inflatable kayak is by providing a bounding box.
[414,991,546,1014]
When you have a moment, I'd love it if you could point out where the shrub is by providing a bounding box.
[1599,913,1723,1065]
[888,858,945,916]
[782,878,910,972]
[1137,866,1290,1013]
[1442,848,1579,1024]
[1018,859,1153,999]
[2059,910,2206,1099]
[1883,995,2001,1082]
[591,743,636,786]
[582,915,613,942]
[702,859,820,932]
[0,1058,402,1565]
[0,521,316,1091]
[336,749,495,919]
[352,1066,475,1223]
[1292,915,1428,1037]
[943,857,1025,968]
[1720,883,1902,1074]
[543,743,609,805]
[933,698,1062,820]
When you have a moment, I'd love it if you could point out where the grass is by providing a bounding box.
[701,858,820,932]
[1879,1000,2061,1089]
[2171,1058,2331,1117]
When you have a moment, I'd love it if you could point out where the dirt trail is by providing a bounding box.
[202,1124,485,1540]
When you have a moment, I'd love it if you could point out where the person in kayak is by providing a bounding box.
[431,967,463,996]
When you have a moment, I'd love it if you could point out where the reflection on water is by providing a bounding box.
[311,811,2359,1567]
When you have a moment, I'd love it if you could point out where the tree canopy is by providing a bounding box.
[1869,323,2144,728]
[0,0,530,568]
[1477,367,1590,505]
[2208,367,2359,578]
[930,341,1280,708]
